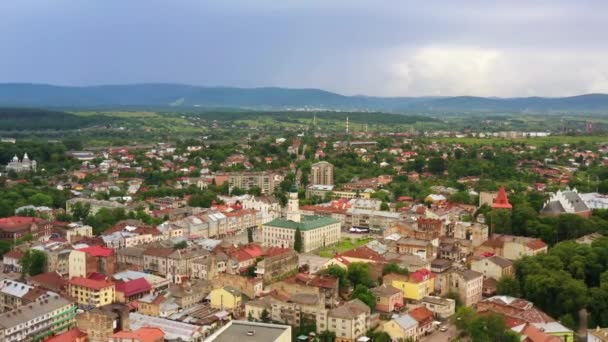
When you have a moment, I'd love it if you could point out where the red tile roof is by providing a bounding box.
[409,269,435,283]
[342,246,385,262]
[44,328,87,342]
[409,306,433,324]
[115,278,151,297]
[69,276,114,290]
[29,272,67,292]
[3,249,24,259]
[79,245,113,257]
[112,327,164,342]
[526,239,547,251]
[264,247,292,257]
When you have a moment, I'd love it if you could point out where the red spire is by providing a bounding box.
[492,185,512,209]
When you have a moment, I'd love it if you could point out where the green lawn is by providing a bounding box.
[317,237,374,258]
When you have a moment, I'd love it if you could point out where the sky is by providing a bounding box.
[1,0,607,97]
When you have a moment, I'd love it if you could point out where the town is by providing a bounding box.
[0,119,607,342]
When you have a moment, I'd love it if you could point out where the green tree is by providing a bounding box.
[318,330,336,342]
[72,202,90,221]
[496,276,521,297]
[347,262,375,287]
[20,250,47,276]
[428,157,447,174]
[380,201,390,211]
[294,227,303,252]
[351,285,375,310]
[382,263,409,276]
[260,308,271,323]
[0,241,11,257]
[173,241,188,250]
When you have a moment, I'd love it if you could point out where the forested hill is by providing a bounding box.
[2,83,608,113]
[0,108,114,130]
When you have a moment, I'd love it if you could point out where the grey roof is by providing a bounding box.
[328,299,370,319]
[456,269,483,281]
[488,255,513,268]
[563,191,590,212]
[393,314,418,330]
[540,201,565,215]
[209,320,291,342]
[0,295,73,329]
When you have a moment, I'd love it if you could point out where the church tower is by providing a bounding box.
[286,183,301,222]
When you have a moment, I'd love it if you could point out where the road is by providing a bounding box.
[420,324,459,342]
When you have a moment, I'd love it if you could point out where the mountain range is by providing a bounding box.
[1,83,608,113]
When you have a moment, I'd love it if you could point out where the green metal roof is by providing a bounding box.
[265,215,340,231]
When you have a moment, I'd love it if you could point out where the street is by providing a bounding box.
[420,324,458,342]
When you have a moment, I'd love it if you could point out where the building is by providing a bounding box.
[66,198,127,216]
[540,188,592,218]
[6,153,36,173]
[370,284,403,313]
[491,186,512,210]
[110,327,165,342]
[0,279,57,312]
[68,277,116,308]
[327,299,371,342]
[77,304,130,342]
[588,327,608,342]
[421,296,456,319]
[512,322,574,342]
[476,296,555,325]
[227,171,282,195]
[448,269,483,306]
[310,161,334,186]
[205,320,291,342]
[115,277,152,303]
[263,187,341,252]
[2,249,23,272]
[0,216,52,242]
[68,246,116,279]
[511,323,563,342]
[383,314,418,341]
[471,255,514,280]
[383,269,435,302]
[209,286,242,311]
[409,306,434,338]
[129,312,204,341]
[0,294,76,342]
[255,247,299,284]
[475,234,548,260]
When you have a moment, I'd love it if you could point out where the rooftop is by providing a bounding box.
[0,295,73,329]
[206,320,291,342]
[265,215,340,231]
[68,277,114,290]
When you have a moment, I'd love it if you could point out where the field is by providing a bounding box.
[317,236,374,258]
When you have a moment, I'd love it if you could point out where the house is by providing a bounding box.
[209,286,242,311]
[475,234,547,260]
[370,284,403,313]
[68,246,116,279]
[68,277,115,308]
[471,255,514,280]
[2,249,24,273]
[383,269,435,302]
[448,269,483,306]
[0,216,52,242]
[588,327,608,342]
[29,271,68,294]
[327,299,371,342]
[512,322,574,342]
[383,314,418,341]
[256,247,299,283]
[409,306,434,337]
[476,296,555,325]
[421,296,456,319]
[115,277,152,303]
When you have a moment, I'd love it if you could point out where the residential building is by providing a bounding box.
[310,161,334,186]
[475,234,548,260]
[448,269,483,306]
[2,249,23,273]
[227,171,282,195]
[205,320,291,342]
[255,247,299,283]
[383,314,418,341]
[65,223,94,243]
[370,284,403,313]
[68,277,116,308]
[209,286,242,311]
[588,327,608,342]
[409,306,434,338]
[0,295,76,342]
[0,279,56,312]
[421,296,456,319]
[327,299,371,342]
[0,216,52,242]
[115,278,152,303]
[471,255,514,280]
[68,246,116,279]
[512,322,574,342]
[383,269,435,302]
[476,296,555,325]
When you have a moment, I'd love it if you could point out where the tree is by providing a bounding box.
[428,157,447,174]
[247,227,254,243]
[380,201,390,211]
[324,265,350,290]
[173,241,188,250]
[490,209,512,234]
[247,186,262,196]
[294,227,303,252]
[383,263,409,276]
[260,308,271,323]
[72,202,90,221]
[347,262,375,287]
[496,276,521,297]
[351,284,376,310]
[29,193,53,207]
[319,330,336,342]
[0,241,11,257]
[20,250,46,276]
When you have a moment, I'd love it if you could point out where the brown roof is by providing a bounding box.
[342,246,386,262]
[409,306,433,323]
[488,255,513,268]
[329,299,370,319]
[526,239,547,251]
[371,285,401,297]
[29,272,68,292]
[144,247,174,258]
[3,249,24,259]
